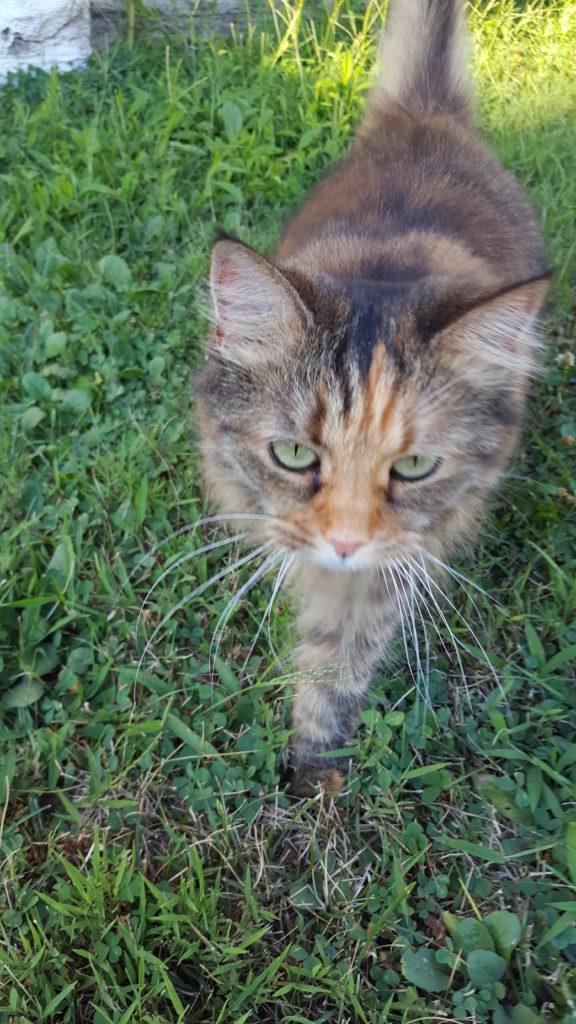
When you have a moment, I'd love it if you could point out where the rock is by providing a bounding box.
[0,1,243,79]
[0,0,91,77]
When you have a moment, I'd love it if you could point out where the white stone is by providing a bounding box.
[0,0,91,77]
[0,1,242,80]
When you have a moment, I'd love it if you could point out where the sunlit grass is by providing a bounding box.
[0,2,575,1021]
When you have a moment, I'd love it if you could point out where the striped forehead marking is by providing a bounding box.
[350,301,382,378]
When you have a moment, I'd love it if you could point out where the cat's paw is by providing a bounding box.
[287,765,344,798]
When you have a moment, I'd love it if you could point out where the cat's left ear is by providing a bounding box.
[434,274,550,381]
[209,239,310,365]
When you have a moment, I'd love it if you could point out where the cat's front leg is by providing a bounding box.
[287,575,398,794]
[288,639,375,796]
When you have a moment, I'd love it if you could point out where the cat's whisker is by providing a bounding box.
[407,553,475,703]
[389,561,426,704]
[241,552,295,675]
[419,548,492,639]
[266,554,297,664]
[420,548,495,604]
[410,552,504,701]
[401,561,432,695]
[135,540,274,684]
[136,532,245,649]
[402,555,472,707]
[382,563,430,711]
[417,548,494,660]
[119,512,279,594]
[209,549,284,677]
[394,563,437,719]
[414,552,498,680]
[381,566,420,703]
[392,564,425,695]
[401,561,454,667]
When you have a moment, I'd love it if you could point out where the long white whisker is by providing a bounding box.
[420,548,494,603]
[410,552,503,700]
[422,550,492,638]
[118,513,278,593]
[383,563,429,710]
[404,565,454,665]
[400,561,431,696]
[136,533,245,647]
[395,563,437,721]
[415,553,500,684]
[242,553,294,674]
[381,564,413,687]
[401,557,457,663]
[393,567,427,705]
[407,553,474,704]
[209,550,283,675]
[135,541,273,682]
[403,555,471,707]
[393,565,423,688]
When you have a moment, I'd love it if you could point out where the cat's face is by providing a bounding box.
[195,240,547,572]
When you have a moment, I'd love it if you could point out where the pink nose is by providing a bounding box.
[329,537,365,559]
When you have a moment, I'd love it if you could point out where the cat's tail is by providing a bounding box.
[366,0,473,123]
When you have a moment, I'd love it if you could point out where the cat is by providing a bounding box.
[194,0,549,796]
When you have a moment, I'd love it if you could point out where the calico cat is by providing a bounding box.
[194,0,549,796]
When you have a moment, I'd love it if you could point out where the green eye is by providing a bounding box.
[391,455,438,481]
[270,441,319,471]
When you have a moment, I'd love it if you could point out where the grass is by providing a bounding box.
[0,1,575,1020]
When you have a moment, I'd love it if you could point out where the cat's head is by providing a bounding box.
[194,239,548,572]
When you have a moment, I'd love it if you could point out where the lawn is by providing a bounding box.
[0,1,575,1021]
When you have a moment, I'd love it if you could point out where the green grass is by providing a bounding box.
[0,1,575,1021]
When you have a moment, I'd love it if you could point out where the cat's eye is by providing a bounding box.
[391,455,438,481]
[270,441,319,472]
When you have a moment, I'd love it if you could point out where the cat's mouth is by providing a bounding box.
[308,544,371,572]
[306,538,413,573]
[270,519,418,572]
[270,524,374,571]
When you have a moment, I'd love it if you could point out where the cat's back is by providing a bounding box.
[275,1,545,291]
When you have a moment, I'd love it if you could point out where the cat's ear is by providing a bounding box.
[434,274,550,381]
[209,239,310,364]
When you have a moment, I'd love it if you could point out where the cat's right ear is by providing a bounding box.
[209,240,310,365]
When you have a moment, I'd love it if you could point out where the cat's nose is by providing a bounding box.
[329,537,365,559]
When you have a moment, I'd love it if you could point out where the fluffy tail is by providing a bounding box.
[369,0,473,120]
